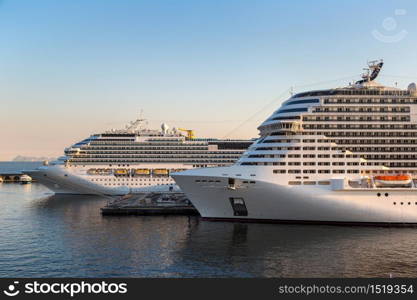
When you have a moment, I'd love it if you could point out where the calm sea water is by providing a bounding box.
[1,162,417,277]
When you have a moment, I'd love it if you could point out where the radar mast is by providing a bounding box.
[355,59,384,84]
[125,110,147,132]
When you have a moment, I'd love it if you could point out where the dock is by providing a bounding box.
[100,192,199,216]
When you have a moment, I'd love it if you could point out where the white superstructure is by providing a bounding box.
[27,119,253,195]
[173,60,417,224]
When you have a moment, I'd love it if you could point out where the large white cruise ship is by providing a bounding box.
[173,60,417,225]
[27,119,253,195]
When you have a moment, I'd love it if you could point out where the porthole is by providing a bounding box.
[385,193,389,197]
[401,202,404,205]
[393,202,396,205]
[377,193,381,197]
[408,202,411,205]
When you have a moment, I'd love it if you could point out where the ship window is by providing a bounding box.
[272,116,301,121]
[318,170,331,174]
[288,181,301,185]
[284,99,319,106]
[303,181,316,185]
[277,107,308,114]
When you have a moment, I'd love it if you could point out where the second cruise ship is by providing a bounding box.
[173,60,417,224]
[27,119,253,195]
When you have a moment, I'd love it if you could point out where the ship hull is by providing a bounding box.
[26,165,181,196]
[25,169,83,194]
[173,173,417,224]
[25,167,128,196]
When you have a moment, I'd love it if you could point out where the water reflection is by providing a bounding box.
[178,221,417,277]
[1,183,417,277]
[29,192,194,277]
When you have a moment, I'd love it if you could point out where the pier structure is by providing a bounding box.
[101,192,199,216]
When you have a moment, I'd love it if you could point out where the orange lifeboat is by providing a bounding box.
[152,169,169,176]
[374,175,412,186]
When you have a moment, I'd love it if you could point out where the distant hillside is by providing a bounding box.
[12,155,56,162]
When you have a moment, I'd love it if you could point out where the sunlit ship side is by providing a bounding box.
[173,60,417,224]
[26,120,253,195]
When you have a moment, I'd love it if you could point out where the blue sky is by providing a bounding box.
[1,0,417,159]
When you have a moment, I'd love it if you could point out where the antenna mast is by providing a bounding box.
[355,59,384,84]
[125,110,146,132]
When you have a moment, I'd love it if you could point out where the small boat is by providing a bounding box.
[87,168,97,175]
[96,169,112,175]
[114,169,128,175]
[135,169,150,175]
[20,174,32,184]
[153,169,169,175]
[374,175,412,186]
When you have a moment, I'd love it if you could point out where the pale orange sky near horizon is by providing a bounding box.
[0,116,263,161]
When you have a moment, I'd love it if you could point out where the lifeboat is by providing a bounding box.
[153,169,169,175]
[114,169,128,175]
[20,174,32,184]
[103,169,112,175]
[87,168,97,175]
[96,169,112,175]
[374,175,412,186]
[135,168,150,175]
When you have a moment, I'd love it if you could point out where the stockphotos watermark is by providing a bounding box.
[2,280,127,297]
[372,9,408,43]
